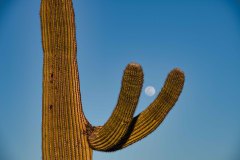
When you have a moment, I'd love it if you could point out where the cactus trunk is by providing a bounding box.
[40,0,92,159]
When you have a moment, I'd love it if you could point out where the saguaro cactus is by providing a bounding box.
[40,0,185,160]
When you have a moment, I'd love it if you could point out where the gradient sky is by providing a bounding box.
[0,0,240,160]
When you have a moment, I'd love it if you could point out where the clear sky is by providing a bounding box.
[0,0,240,160]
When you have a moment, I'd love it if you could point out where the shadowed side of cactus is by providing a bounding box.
[40,0,185,159]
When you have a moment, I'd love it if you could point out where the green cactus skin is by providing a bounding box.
[40,0,185,159]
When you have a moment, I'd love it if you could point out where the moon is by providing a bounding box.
[145,86,156,97]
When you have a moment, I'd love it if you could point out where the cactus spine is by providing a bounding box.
[40,0,185,160]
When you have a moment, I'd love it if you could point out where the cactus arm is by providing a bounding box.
[93,68,185,151]
[87,63,144,151]
[112,68,185,150]
[40,0,92,159]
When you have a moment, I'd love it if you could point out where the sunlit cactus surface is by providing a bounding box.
[40,0,185,159]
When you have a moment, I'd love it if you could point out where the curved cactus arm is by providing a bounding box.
[87,63,144,151]
[95,68,185,151]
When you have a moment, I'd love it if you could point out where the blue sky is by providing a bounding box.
[0,0,240,160]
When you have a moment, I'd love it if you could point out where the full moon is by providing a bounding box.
[145,86,156,96]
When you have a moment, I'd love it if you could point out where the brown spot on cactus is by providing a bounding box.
[40,0,185,159]
[49,105,53,110]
